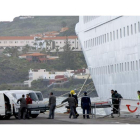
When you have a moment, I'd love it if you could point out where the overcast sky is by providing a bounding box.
[0,0,139,21]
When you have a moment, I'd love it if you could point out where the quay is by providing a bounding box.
[0,113,140,124]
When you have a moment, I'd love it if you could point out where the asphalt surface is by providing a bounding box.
[1,113,140,124]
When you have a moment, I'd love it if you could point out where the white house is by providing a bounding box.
[24,69,74,87]
[0,36,35,48]
[35,36,82,52]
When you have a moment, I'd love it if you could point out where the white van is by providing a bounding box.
[0,90,49,119]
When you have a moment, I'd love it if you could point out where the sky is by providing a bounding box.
[0,0,139,21]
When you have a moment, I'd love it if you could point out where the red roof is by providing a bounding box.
[0,36,34,40]
[28,53,46,56]
[42,36,77,40]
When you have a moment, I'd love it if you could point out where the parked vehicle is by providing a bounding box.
[0,90,49,119]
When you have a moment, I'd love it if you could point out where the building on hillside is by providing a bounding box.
[19,53,59,62]
[26,53,47,62]
[0,35,82,52]
[24,69,74,87]
[19,16,34,19]
[0,36,35,48]
[60,27,69,32]
[41,36,82,52]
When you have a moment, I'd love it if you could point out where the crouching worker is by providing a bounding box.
[47,92,56,119]
[26,94,32,119]
[81,92,91,119]
[61,94,77,119]
[17,94,27,120]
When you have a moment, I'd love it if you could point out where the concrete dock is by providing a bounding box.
[0,113,140,124]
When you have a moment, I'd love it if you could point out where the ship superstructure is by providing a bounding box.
[76,16,140,101]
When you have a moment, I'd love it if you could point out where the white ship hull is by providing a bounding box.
[75,16,140,101]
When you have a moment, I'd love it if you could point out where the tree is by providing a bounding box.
[59,36,77,69]
[33,42,38,49]
[55,46,59,56]
[39,42,44,49]
[3,47,19,57]
[61,21,67,27]
[40,48,47,54]
[45,40,53,51]
[22,45,30,54]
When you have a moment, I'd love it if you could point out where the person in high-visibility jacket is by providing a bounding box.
[137,91,140,100]
[70,90,79,118]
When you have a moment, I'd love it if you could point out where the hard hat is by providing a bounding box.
[70,90,75,95]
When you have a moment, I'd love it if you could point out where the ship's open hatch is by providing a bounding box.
[4,94,11,114]
[0,93,11,119]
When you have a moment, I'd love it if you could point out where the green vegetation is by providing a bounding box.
[0,50,87,85]
[0,16,78,36]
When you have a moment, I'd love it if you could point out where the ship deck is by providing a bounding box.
[0,113,140,124]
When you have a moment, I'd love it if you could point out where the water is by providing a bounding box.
[44,97,106,115]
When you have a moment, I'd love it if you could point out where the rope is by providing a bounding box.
[44,81,93,104]
[77,74,90,97]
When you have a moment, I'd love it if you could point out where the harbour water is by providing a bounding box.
[44,97,106,115]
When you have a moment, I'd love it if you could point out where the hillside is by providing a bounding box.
[0,16,79,36]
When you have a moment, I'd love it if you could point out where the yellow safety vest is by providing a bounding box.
[138,95,140,100]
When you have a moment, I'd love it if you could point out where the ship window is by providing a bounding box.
[120,29,122,38]
[98,36,100,45]
[111,65,113,73]
[95,38,96,46]
[135,23,136,34]
[110,32,112,41]
[124,27,125,37]
[117,30,118,39]
[136,60,138,70]
[97,37,98,46]
[131,61,133,71]
[131,25,133,35]
[120,63,121,72]
[128,62,129,71]
[88,40,90,47]
[107,33,109,42]
[127,26,129,36]
[113,31,115,40]
[91,39,92,47]
[133,61,135,70]
[93,38,94,46]
[138,22,140,32]
[105,34,106,43]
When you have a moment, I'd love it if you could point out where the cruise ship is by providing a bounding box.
[75,16,140,102]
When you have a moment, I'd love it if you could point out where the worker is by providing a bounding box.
[114,90,122,114]
[111,89,118,117]
[81,92,91,119]
[17,94,27,120]
[47,92,56,119]
[136,91,140,118]
[26,94,32,119]
[70,90,79,118]
[137,91,140,100]
[61,94,77,119]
